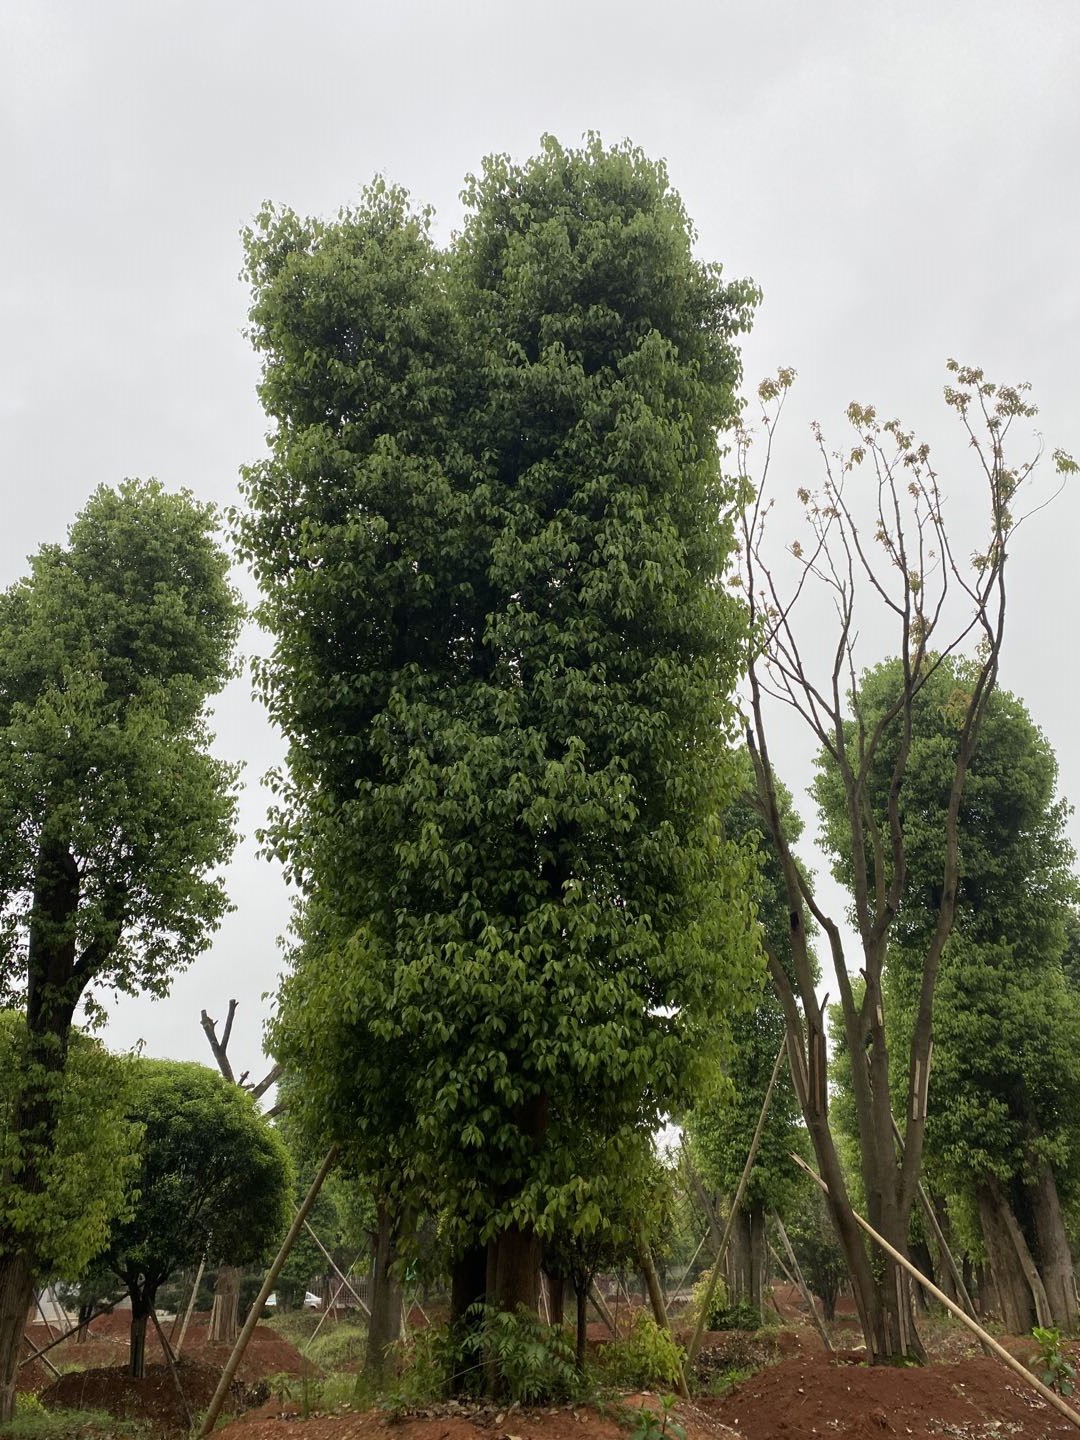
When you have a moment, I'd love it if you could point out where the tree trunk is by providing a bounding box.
[130,1297,150,1379]
[0,842,81,1419]
[546,1271,566,1326]
[639,1242,670,1332]
[0,1252,35,1423]
[492,1224,541,1313]
[77,1301,94,1343]
[208,1266,241,1344]
[978,1184,1036,1334]
[450,1244,488,1326]
[788,1035,891,1359]
[364,1200,404,1382]
[1029,1163,1079,1332]
[575,1280,588,1375]
[727,1209,750,1307]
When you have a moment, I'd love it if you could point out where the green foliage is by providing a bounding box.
[702,1298,763,1332]
[99,1060,293,1306]
[246,137,762,1246]
[685,772,813,1220]
[304,1320,369,1371]
[781,1189,847,1321]
[1032,1326,1076,1396]
[598,1312,686,1391]
[817,659,1080,1210]
[626,1393,686,1440]
[0,1015,139,1280]
[699,1365,755,1398]
[0,478,242,1014]
[459,1305,581,1404]
[377,1324,457,1410]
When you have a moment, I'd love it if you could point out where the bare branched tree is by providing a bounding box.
[738,361,1074,1360]
[199,1000,284,1341]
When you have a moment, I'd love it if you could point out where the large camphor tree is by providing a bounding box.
[739,365,1074,1360]
[0,481,242,1419]
[242,136,763,1329]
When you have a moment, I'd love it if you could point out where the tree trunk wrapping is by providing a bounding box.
[208,1266,241,1344]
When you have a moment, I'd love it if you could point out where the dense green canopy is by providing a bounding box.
[243,137,763,1248]
[0,1013,138,1281]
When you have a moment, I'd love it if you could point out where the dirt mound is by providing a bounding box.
[215,1394,740,1440]
[39,1359,251,1435]
[20,1316,311,1389]
[703,1350,1077,1439]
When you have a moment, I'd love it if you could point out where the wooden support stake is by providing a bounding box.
[890,1116,988,1354]
[150,1307,195,1434]
[686,1038,787,1367]
[301,1216,372,1317]
[771,1211,833,1354]
[19,1297,124,1369]
[637,1234,689,1400]
[34,1292,57,1344]
[588,1283,617,1335]
[22,1333,61,1379]
[174,1255,205,1358]
[199,1145,339,1438]
[790,1153,1080,1434]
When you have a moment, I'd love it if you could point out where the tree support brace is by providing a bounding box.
[791,1152,1080,1434]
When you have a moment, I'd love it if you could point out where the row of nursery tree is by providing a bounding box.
[0,135,1076,1417]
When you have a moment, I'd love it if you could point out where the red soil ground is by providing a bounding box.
[18,1299,1080,1440]
[22,1312,311,1434]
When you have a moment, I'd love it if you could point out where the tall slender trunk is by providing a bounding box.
[129,1293,151,1378]
[574,1277,588,1375]
[0,841,80,1422]
[1029,1163,1078,1332]
[364,1200,404,1382]
[0,1252,35,1423]
[728,1205,767,1315]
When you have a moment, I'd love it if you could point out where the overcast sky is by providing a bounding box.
[2,1,1077,1081]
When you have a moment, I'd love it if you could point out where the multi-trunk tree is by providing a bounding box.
[817,660,1080,1333]
[739,364,1074,1360]
[0,480,242,1420]
[242,136,763,1338]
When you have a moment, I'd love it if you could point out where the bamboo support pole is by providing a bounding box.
[301,1216,372,1317]
[33,1293,57,1343]
[668,1229,709,1308]
[771,1211,833,1353]
[686,1038,787,1367]
[890,1116,988,1353]
[19,1297,124,1368]
[791,1153,1080,1433]
[21,1333,61,1379]
[199,1144,339,1438]
[588,1283,618,1335]
[150,1307,195,1434]
[174,1255,206,1357]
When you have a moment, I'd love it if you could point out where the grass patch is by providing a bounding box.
[304,1320,368,1370]
[0,1396,151,1438]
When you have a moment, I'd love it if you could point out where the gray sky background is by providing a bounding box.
[2,1,1077,1082]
